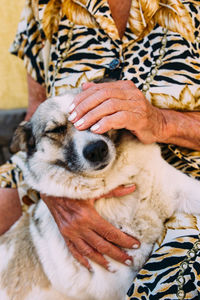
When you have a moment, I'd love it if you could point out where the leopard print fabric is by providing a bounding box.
[1,0,200,298]
[8,0,200,182]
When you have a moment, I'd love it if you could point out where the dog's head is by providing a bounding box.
[11,91,119,174]
[10,91,160,198]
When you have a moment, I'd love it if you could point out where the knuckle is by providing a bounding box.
[91,84,98,91]
[60,225,69,237]
[74,201,90,217]
[78,207,92,222]
[60,219,82,237]
[107,99,117,111]
[99,117,107,127]
[96,242,108,254]
[104,230,119,242]
[125,80,134,88]
[118,111,127,125]
[103,88,111,98]
[99,118,110,131]
[98,88,111,100]
[78,101,89,114]
[86,110,96,121]
[120,111,127,118]
[97,89,104,99]
[80,246,93,257]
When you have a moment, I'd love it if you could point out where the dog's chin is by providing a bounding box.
[55,158,113,177]
[82,162,111,176]
[95,163,109,171]
[74,163,112,177]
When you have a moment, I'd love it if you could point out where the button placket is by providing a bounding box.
[176,234,200,300]
[108,58,120,70]
[142,28,168,95]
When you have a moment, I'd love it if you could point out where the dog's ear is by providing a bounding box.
[10,121,35,154]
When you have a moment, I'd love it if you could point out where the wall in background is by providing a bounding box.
[0,0,28,109]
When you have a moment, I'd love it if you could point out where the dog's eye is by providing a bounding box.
[46,125,67,134]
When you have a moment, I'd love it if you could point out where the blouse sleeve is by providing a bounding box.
[10,0,45,85]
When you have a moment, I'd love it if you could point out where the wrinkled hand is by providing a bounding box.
[68,80,167,144]
[42,184,139,271]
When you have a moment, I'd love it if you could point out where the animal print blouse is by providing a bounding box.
[1,0,200,299]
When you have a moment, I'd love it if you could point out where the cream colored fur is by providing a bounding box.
[1,91,200,300]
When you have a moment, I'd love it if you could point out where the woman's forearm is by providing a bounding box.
[0,188,21,235]
[159,109,200,150]
[26,74,46,121]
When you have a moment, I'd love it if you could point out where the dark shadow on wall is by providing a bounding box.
[0,109,26,164]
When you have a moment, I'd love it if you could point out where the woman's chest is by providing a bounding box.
[107,0,132,39]
[46,21,200,112]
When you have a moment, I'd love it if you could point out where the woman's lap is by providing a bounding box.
[1,159,200,299]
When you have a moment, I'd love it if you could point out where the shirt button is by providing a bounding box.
[109,58,120,70]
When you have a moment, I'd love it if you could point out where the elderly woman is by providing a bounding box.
[0,0,200,298]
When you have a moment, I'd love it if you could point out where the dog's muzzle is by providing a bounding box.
[83,140,108,164]
[63,130,116,173]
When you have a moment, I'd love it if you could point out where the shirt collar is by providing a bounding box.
[72,0,160,42]
[73,0,120,40]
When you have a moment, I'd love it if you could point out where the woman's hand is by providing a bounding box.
[42,184,140,271]
[68,80,167,144]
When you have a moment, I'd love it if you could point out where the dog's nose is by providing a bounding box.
[83,140,108,163]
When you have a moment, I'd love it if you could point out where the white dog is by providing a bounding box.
[0,89,200,300]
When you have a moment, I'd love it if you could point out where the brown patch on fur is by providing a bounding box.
[43,119,72,148]
[9,122,28,154]
[0,212,50,300]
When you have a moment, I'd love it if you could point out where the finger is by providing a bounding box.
[82,230,133,266]
[90,215,140,249]
[69,80,135,113]
[104,184,136,198]
[74,238,110,270]
[82,82,95,89]
[65,239,92,271]
[73,99,131,130]
[70,87,99,110]
[56,198,139,250]
[91,184,136,202]
[90,111,131,134]
[54,206,108,270]
[53,202,133,268]
[69,89,129,124]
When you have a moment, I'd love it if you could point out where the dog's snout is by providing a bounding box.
[83,140,108,163]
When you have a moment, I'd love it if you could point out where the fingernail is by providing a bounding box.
[90,124,100,132]
[108,264,117,273]
[75,118,84,127]
[89,266,94,273]
[68,103,75,113]
[123,183,135,188]
[68,111,77,121]
[125,259,133,266]
[132,244,139,249]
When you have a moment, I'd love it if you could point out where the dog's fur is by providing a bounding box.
[1,90,200,300]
